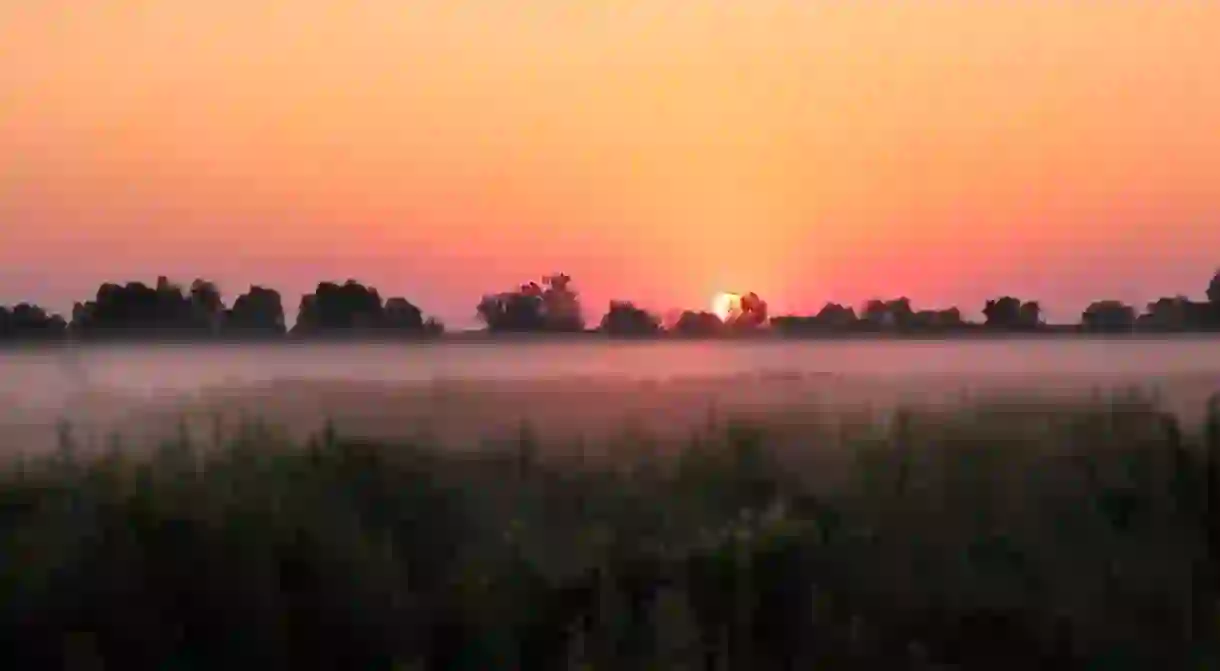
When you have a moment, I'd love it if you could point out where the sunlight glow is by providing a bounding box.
[711,292,740,322]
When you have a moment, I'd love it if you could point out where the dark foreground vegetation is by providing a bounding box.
[3,268,1220,341]
[2,395,1219,669]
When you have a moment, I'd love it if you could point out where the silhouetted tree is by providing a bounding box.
[1202,268,1220,329]
[886,298,914,330]
[189,279,225,333]
[859,297,914,331]
[768,315,811,334]
[673,310,723,337]
[600,301,661,336]
[980,297,1019,329]
[477,290,545,333]
[382,297,425,332]
[0,303,66,340]
[1019,301,1042,329]
[423,316,445,337]
[69,302,92,336]
[771,302,858,334]
[1137,296,1197,332]
[290,281,435,337]
[816,302,858,330]
[541,273,584,332]
[1081,300,1136,333]
[226,286,286,336]
[983,297,1019,328]
[861,299,890,329]
[984,297,1041,331]
[295,294,320,333]
[154,276,193,327]
[71,277,207,337]
[910,310,936,331]
[94,282,155,331]
[942,307,965,328]
[14,266,1220,341]
[773,301,969,335]
[910,307,965,331]
[294,280,384,335]
[478,274,584,333]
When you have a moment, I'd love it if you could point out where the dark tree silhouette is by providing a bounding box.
[859,298,914,331]
[984,297,1041,330]
[71,276,208,337]
[294,280,384,335]
[290,281,432,337]
[600,301,661,336]
[478,274,584,333]
[768,315,808,334]
[861,299,889,329]
[1019,301,1042,329]
[886,298,914,330]
[989,297,1022,327]
[422,316,446,336]
[673,311,723,337]
[0,303,66,340]
[189,279,225,334]
[541,273,583,332]
[1081,300,1136,333]
[383,297,425,332]
[10,266,1220,341]
[983,297,1019,328]
[227,286,286,336]
[910,307,964,332]
[93,282,156,331]
[155,276,193,327]
[477,289,545,333]
[1137,296,1199,332]
[773,302,859,334]
[816,303,858,329]
[70,302,92,335]
[295,294,320,333]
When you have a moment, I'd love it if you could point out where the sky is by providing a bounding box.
[3,1,1219,328]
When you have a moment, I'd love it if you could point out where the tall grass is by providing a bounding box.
[0,392,1218,669]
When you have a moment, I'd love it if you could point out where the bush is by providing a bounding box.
[0,393,1217,668]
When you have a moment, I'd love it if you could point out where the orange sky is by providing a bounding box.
[3,1,1219,328]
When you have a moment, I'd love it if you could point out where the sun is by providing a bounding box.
[711,292,740,322]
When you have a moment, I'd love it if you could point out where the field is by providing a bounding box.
[1,383,1218,669]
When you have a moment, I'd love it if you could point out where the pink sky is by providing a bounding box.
[3,1,1218,328]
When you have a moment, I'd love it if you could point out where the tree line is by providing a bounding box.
[2,269,1220,342]
[0,277,440,342]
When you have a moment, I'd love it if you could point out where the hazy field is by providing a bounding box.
[2,370,1219,460]
[3,342,1220,666]
[2,339,1217,457]
[2,385,1218,667]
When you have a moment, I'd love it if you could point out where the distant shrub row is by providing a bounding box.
[3,268,1220,340]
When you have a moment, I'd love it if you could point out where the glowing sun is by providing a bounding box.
[711,292,741,321]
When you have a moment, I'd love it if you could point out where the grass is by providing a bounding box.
[0,392,1218,669]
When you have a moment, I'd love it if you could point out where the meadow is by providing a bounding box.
[1,385,1218,669]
